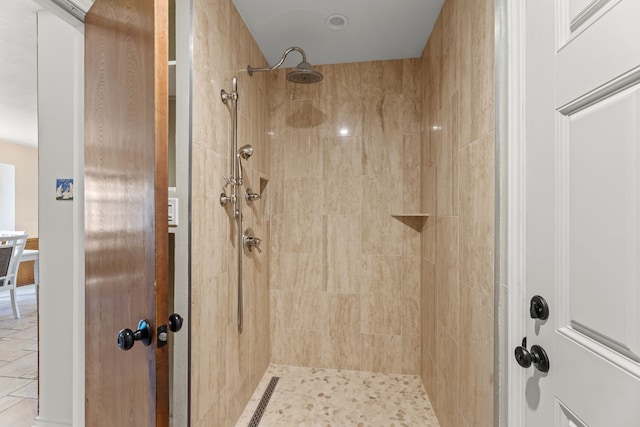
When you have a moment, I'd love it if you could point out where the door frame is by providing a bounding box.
[34,3,86,426]
[496,0,527,425]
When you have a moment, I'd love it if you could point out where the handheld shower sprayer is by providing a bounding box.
[238,144,253,160]
[236,144,253,185]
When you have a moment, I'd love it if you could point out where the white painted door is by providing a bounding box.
[525,1,640,425]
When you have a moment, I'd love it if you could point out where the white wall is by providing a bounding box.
[35,10,84,427]
[0,142,39,236]
[0,163,15,230]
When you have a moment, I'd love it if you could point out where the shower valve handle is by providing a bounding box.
[247,237,262,253]
[243,228,262,254]
[245,189,261,203]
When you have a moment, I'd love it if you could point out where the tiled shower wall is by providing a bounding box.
[268,60,423,373]
[190,0,271,426]
[188,0,495,424]
[420,0,495,426]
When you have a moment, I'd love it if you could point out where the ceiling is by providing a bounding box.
[233,0,444,67]
[0,0,444,148]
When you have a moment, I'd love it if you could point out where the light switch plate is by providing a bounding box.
[168,198,178,226]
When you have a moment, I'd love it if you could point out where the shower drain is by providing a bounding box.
[248,376,280,427]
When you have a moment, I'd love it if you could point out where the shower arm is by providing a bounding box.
[247,46,307,75]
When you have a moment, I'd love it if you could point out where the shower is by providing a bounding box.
[248,46,324,84]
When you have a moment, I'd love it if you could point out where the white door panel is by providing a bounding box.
[557,0,640,108]
[555,331,640,426]
[525,0,640,425]
[560,86,640,358]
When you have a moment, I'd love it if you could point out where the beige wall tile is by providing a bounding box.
[419,2,495,425]
[362,97,404,176]
[280,252,323,293]
[322,99,364,138]
[436,216,460,338]
[324,215,363,294]
[325,63,363,101]
[272,328,323,367]
[269,214,283,288]
[321,294,362,370]
[360,255,403,336]
[439,0,459,106]
[361,175,403,255]
[421,353,437,400]
[270,59,423,374]
[435,94,459,216]
[403,134,422,213]
[421,261,437,362]
[282,177,322,253]
[434,323,459,427]
[403,250,422,299]
[284,131,322,178]
[269,139,285,215]
[323,136,363,176]
[402,295,421,374]
[459,132,495,297]
[458,0,494,147]
[359,60,403,97]
[459,283,494,427]
[422,214,437,264]
[427,17,442,112]
[361,334,403,373]
[422,165,436,216]
[402,58,422,97]
[323,173,363,215]
[191,272,228,421]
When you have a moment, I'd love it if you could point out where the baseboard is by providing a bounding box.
[33,415,72,427]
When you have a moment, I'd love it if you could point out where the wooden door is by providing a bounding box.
[84,0,169,425]
[525,1,640,425]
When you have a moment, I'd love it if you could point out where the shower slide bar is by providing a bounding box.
[220,76,245,333]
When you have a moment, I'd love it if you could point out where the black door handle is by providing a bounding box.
[514,337,550,373]
[157,313,184,348]
[117,319,152,351]
[169,313,183,332]
[530,295,550,320]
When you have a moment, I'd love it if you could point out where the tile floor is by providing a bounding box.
[0,286,38,427]
[235,364,441,427]
[0,291,441,427]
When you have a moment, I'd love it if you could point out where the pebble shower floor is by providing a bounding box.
[235,364,441,427]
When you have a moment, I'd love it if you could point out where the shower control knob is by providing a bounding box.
[243,228,262,254]
[247,237,262,253]
[220,192,232,207]
[245,189,261,204]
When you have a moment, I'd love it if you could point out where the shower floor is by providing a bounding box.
[235,364,440,427]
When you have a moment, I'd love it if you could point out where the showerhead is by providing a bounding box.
[287,61,324,84]
[238,144,253,160]
[248,47,323,84]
